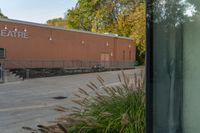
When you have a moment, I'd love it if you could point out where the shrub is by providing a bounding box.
[24,71,145,133]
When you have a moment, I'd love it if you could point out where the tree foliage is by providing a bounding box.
[47,18,67,28]
[129,3,146,64]
[47,0,146,64]
[0,9,8,19]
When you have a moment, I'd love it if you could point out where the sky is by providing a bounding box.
[0,0,77,23]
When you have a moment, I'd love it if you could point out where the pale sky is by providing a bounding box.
[0,0,77,23]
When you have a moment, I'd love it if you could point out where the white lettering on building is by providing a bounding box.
[0,29,28,39]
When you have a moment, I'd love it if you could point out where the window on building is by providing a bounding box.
[0,48,5,59]
[146,0,200,133]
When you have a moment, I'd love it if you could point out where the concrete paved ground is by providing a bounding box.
[0,68,143,133]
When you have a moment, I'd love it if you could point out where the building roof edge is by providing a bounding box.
[0,18,134,41]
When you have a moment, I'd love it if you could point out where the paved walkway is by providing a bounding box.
[0,68,143,133]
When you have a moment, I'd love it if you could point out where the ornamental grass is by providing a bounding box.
[24,71,145,133]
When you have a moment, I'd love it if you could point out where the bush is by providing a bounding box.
[24,71,145,133]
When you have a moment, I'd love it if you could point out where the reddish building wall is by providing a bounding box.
[0,19,135,68]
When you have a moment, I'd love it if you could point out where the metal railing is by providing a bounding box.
[0,60,135,69]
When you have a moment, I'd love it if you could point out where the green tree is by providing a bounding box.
[91,0,141,33]
[47,0,146,63]
[47,18,67,28]
[93,1,146,64]
[65,0,98,31]
[65,0,142,33]
[129,3,146,64]
[0,9,8,19]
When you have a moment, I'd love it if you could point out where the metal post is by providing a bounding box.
[26,69,30,79]
[0,67,3,83]
[3,69,8,83]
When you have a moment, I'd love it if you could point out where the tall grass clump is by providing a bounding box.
[24,71,145,133]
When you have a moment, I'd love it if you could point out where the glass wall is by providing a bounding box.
[183,1,200,132]
[147,0,200,132]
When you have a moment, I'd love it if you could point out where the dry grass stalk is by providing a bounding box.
[55,106,68,112]
[86,83,96,91]
[71,99,84,106]
[100,112,113,117]
[57,123,68,133]
[78,88,89,96]
[97,75,105,86]
[101,86,112,96]
[107,87,116,97]
[89,82,99,90]
[74,93,81,98]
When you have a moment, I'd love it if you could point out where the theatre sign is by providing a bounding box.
[0,28,28,39]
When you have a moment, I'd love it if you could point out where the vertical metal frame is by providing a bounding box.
[146,0,153,132]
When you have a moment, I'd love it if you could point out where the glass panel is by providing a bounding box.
[149,0,200,132]
[152,1,184,132]
[0,48,5,58]
[183,1,200,132]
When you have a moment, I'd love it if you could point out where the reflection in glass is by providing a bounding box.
[183,1,200,133]
[149,0,200,132]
